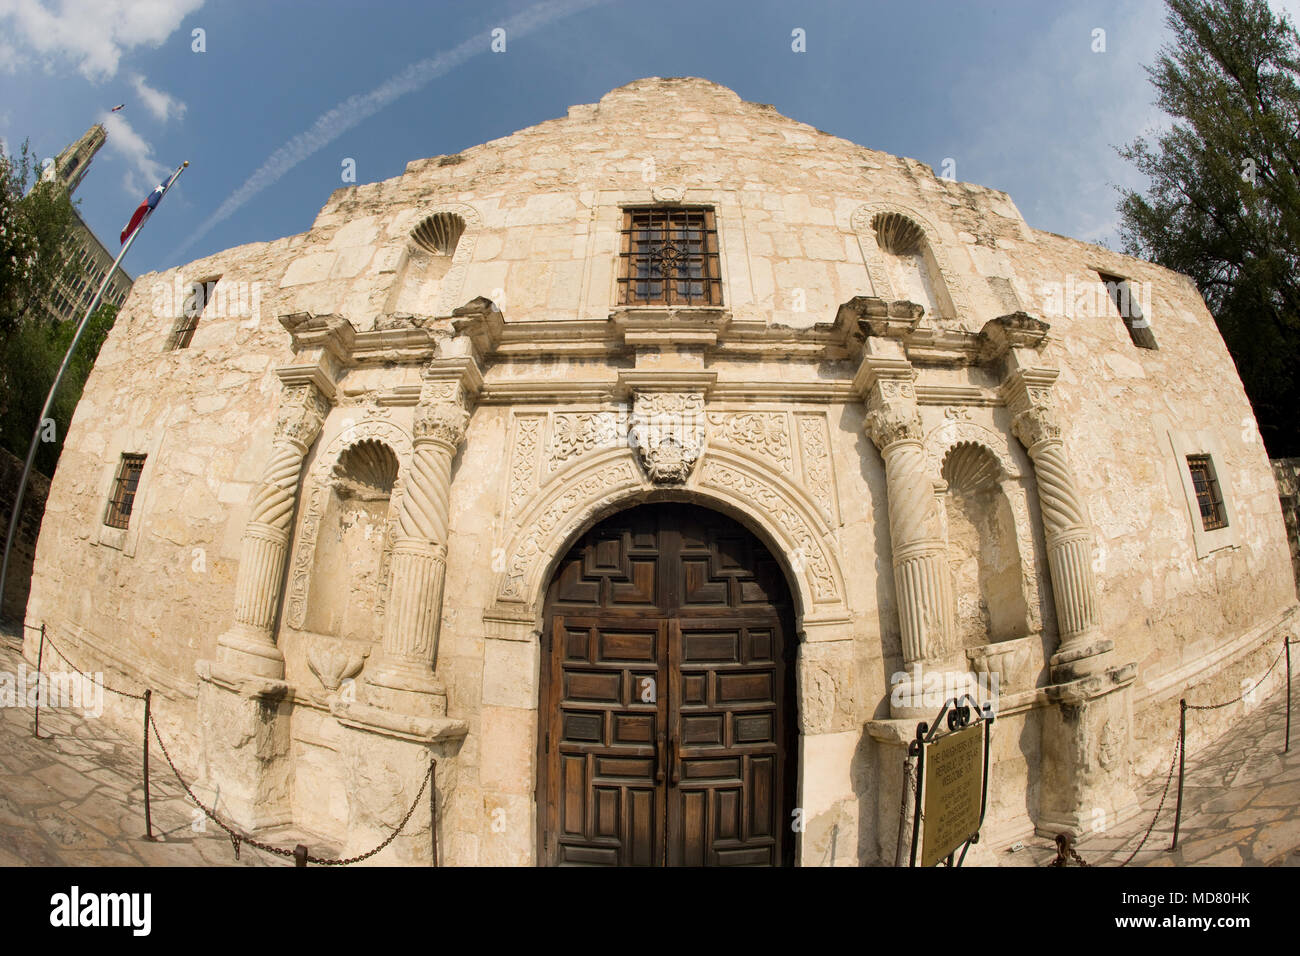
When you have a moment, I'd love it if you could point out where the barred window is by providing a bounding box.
[618,207,721,306]
[166,277,220,350]
[1186,455,1227,531]
[104,454,146,530]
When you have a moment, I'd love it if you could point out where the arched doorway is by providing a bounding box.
[536,502,798,866]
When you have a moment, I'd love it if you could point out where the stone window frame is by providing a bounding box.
[1097,270,1158,350]
[165,275,222,351]
[1167,429,1240,559]
[616,205,723,307]
[598,189,734,315]
[92,428,166,556]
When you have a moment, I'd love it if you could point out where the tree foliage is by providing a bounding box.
[0,137,116,475]
[1118,0,1300,456]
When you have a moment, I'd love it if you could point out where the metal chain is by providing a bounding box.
[1186,647,1285,711]
[1117,726,1182,867]
[148,710,432,865]
[40,631,147,700]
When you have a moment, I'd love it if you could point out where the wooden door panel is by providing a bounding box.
[540,503,795,867]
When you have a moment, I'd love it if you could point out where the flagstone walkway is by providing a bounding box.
[1,625,1297,867]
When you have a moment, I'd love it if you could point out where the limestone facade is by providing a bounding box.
[23,78,1298,865]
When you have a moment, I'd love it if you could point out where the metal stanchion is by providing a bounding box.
[294,844,308,867]
[1171,698,1187,851]
[33,624,45,739]
[143,689,156,841]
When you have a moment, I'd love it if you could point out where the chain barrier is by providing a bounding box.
[17,621,438,866]
[1057,632,1293,868]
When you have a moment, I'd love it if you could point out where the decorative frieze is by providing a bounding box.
[706,411,792,474]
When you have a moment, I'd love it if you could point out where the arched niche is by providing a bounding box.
[940,441,1030,649]
[285,418,414,636]
[383,202,482,318]
[850,202,972,325]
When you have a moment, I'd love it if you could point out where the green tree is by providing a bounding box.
[0,139,76,337]
[0,136,115,475]
[1118,0,1300,456]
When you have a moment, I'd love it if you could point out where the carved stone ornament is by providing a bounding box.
[629,392,705,484]
[413,400,470,447]
[864,400,924,451]
[306,637,369,691]
[1011,405,1062,449]
[275,385,331,448]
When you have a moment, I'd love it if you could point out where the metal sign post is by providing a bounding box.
[908,694,994,867]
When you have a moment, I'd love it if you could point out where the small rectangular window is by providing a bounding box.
[1186,455,1227,531]
[1099,272,1157,349]
[166,277,220,350]
[104,453,146,529]
[618,207,721,306]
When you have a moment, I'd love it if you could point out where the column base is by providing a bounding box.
[365,657,447,717]
[889,662,986,720]
[1049,635,1114,682]
[215,623,286,680]
[194,658,294,832]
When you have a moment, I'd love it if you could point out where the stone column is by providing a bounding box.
[1004,366,1111,680]
[366,378,471,715]
[859,360,962,716]
[216,382,330,680]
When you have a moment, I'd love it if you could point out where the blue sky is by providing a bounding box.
[2,0,1292,279]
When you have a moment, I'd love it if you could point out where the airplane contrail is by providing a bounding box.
[169,0,610,264]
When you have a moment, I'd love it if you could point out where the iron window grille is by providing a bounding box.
[104,453,146,530]
[166,278,220,350]
[618,207,721,306]
[1186,454,1227,531]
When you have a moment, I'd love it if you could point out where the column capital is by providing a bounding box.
[273,382,331,452]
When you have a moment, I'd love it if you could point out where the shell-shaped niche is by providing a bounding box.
[332,439,398,500]
[942,441,1001,494]
[871,212,925,256]
[411,212,466,256]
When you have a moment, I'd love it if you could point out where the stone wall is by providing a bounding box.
[1272,458,1300,599]
[0,448,50,623]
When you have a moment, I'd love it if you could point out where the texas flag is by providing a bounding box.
[120,163,186,244]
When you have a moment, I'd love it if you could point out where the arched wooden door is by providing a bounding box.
[537,503,798,866]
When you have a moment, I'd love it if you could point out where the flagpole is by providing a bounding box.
[1,162,189,623]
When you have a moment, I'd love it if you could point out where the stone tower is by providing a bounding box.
[40,123,106,196]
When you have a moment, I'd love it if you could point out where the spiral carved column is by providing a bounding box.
[367,387,469,714]
[862,374,960,718]
[217,383,330,679]
[1006,377,1111,680]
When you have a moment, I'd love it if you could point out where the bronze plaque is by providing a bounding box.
[920,723,985,867]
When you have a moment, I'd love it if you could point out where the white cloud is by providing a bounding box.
[130,72,186,123]
[101,110,167,195]
[0,0,203,81]
[170,0,611,259]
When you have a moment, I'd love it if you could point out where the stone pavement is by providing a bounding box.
[1,625,1297,867]
[1003,675,1300,868]
[0,630,323,866]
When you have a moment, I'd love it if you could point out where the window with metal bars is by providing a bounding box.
[618,207,721,306]
[1186,455,1227,531]
[104,454,146,530]
[166,278,219,350]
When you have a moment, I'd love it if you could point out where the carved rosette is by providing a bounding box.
[629,392,705,485]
